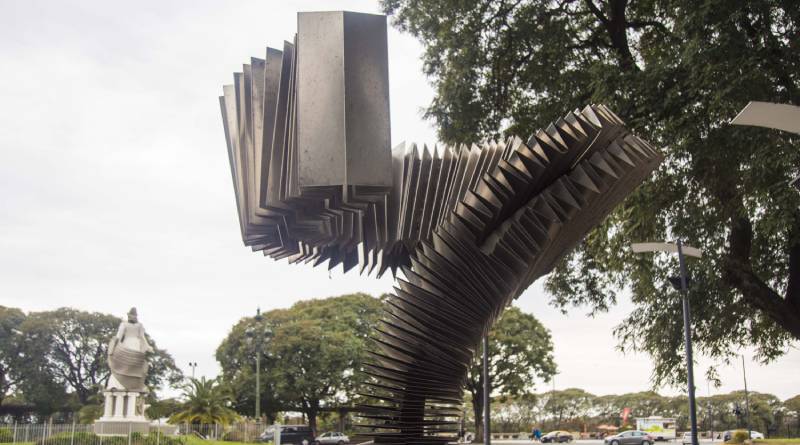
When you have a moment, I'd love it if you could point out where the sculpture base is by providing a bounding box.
[95,386,150,435]
[93,420,151,435]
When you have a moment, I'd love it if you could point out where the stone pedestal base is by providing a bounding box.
[94,388,149,435]
[93,420,151,435]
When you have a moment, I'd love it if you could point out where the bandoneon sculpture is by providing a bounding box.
[219,11,663,445]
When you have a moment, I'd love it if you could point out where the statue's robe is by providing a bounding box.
[107,322,150,391]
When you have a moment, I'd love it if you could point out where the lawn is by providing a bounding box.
[753,440,800,445]
[184,437,268,445]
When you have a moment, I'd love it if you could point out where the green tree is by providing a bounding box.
[146,398,184,421]
[784,394,800,436]
[23,308,183,404]
[270,294,384,435]
[170,377,239,425]
[543,388,595,431]
[467,307,556,439]
[0,306,26,405]
[490,394,545,433]
[382,0,800,386]
[216,293,385,433]
[0,307,183,414]
[215,311,282,422]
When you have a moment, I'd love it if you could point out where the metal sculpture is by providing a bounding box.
[219,11,663,445]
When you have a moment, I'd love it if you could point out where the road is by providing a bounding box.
[483,441,721,445]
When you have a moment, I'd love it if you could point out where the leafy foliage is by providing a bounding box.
[466,306,556,437]
[731,430,750,443]
[0,306,183,415]
[544,388,596,430]
[0,306,25,406]
[170,377,239,426]
[77,403,104,423]
[382,0,800,387]
[215,293,385,433]
[147,397,184,421]
[35,432,184,445]
[467,389,800,435]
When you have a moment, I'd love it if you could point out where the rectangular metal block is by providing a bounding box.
[297,11,391,188]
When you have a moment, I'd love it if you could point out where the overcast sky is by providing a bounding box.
[1,0,797,401]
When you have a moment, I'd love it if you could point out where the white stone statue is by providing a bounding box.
[107,307,153,392]
[96,308,153,430]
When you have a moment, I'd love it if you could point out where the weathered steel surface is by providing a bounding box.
[219,11,663,445]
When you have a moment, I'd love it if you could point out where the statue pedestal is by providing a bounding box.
[94,384,150,435]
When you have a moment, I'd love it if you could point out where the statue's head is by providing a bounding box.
[127,307,138,323]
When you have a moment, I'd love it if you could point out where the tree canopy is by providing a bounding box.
[477,388,800,436]
[170,377,239,426]
[382,0,800,386]
[466,306,557,438]
[216,293,385,433]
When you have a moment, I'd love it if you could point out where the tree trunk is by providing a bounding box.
[307,402,319,437]
[338,409,346,433]
[472,391,483,443]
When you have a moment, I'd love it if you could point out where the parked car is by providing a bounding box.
[259,425,315,445]
[541,431,573,443]
[313,432,350,445]
[723,430,764,441]
[603,430,654,445]
[681,432,692,445]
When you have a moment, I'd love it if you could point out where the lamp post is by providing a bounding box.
[632,240,702,445]
[254,308,263,421]
[482,334,491,445]
[742,355,752,440]
[189,362,198,379]
[246,308,267,421]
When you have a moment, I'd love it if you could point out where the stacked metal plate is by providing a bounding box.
[220,11,663,445]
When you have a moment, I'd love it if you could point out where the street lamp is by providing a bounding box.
[246,308,266,422]
[631,240,702,445]
[189,362,198,379]
[741,355,752,440]
[482,334,491,445]
[731,101,800,192]
[254,308,263,421]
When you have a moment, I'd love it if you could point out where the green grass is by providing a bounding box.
[184,437,268,445]
[753,440,800,445]
[725,440,800,445]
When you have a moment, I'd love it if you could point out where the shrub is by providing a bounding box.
[221,430,245,442]
[78,404,105,424]
[0,428,14,443]
[35,432,184,445]
[730,431,749,444]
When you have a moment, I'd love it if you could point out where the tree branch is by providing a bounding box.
[724,215,800,340]
[583,0,609,25]
[785,210,800,310]
[626,19,670,36]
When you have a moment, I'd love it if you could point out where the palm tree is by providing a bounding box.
[170,377,240,426]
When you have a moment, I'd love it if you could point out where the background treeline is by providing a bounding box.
[0,306,182,422]
[474,388,800,437]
